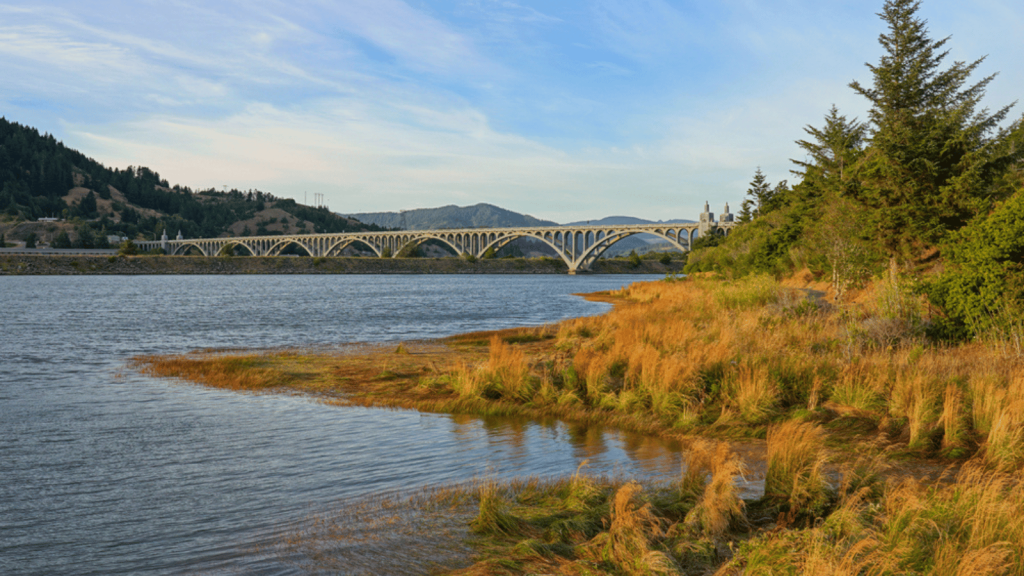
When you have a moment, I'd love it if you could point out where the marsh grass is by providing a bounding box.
[270,484,477,575]
[129,274,1024,573]
[682,441,747,540]
[763,421,831,522]
[718,461,1024,575]
[134,275,1024,469]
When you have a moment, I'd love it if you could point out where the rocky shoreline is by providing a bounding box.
[0,254,682,275]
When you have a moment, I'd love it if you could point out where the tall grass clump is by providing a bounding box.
[485,335,534,401]
[583,481,679,575]
[681,441,747,540]
[725,362,779,424]
[471,481,521,536]
[763,421,831,521]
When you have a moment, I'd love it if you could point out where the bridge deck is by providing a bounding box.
[136,220,735,274]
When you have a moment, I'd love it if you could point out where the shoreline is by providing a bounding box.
[0,253,682,275]
[130,275,1022,575]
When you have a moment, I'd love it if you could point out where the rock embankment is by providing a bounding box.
[0,254,683,275]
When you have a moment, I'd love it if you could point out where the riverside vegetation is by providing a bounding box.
[134,273,1024,574]
[132,0,1024,573]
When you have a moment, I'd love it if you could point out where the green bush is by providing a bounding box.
[927,191,1024,338]
[118,239,139,255]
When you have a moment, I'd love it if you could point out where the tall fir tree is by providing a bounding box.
[850,0,1023,253]
[791,105,867,196]
[739,168,779,222]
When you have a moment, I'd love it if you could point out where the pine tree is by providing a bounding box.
[52,230,72,248]
[791,105,866,192]
[739,168,777,222]
[850,0,1023,253]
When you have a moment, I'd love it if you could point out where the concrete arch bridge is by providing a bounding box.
[137,220,735,274]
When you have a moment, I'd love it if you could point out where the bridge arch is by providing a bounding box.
[213,241,256,256]
[324,237,382,257]
[394,234,463,257]
[171,241,209,256]
[478,232,574,268]
[575,229,690,270]
[266,239,314,257]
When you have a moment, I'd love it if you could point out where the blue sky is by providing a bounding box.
[1,0,1021,222]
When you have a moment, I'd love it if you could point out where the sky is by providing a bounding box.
[1,1,1022,223]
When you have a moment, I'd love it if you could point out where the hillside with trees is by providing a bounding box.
[686,0,1024,342]
[0,118,382,246]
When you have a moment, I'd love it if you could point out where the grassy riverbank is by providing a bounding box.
[133,274,1024,574]
[0,253,681,275]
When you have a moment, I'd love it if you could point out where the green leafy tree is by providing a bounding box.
[24,232,36,248]
[849,0,1023,253]
[806,192,881,303]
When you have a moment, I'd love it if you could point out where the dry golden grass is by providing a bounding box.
[764,421,830,520]
[133,274,1024,472]
[582,481,678,576]
[129,274,1024,574]
[682,441,747,540]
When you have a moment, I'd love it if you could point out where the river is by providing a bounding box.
[1,274,695,575]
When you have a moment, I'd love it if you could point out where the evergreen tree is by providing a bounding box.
[739,168,779,222]
[791,105,867,194]
[52,230,72,248]
[77,190,98,218]
[850,0,1023,253]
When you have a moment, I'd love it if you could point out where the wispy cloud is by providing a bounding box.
[589,0,702,61]
[2,0,1021,222]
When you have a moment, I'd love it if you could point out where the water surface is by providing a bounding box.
[1,274,700,575]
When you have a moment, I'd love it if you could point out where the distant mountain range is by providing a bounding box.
[345,203,557,230]
[346,204,696,257]
[347,205,695,230]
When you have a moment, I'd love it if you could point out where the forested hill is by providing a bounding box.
[0,117,381,242]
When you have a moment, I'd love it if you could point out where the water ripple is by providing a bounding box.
[0,274,684,575]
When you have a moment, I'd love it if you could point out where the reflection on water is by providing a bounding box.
[450,414,686,482]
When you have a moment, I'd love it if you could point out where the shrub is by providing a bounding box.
[927,191,1024,339]
[118,239,138,255]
